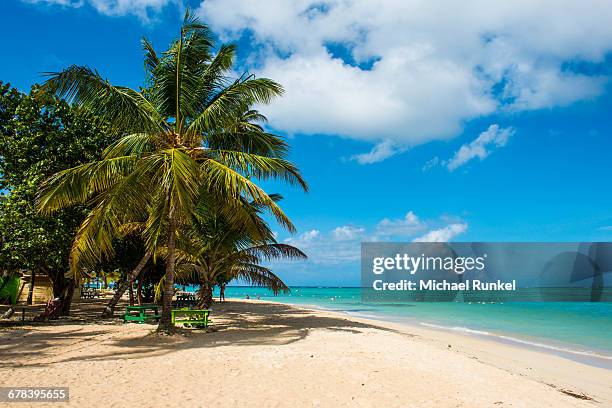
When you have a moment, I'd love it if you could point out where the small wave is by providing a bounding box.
[419,322,612,360]
[345,312,385,320]
[420,322,491,336]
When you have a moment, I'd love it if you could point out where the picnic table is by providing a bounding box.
[1,305,44,323]
[81,288,101,299]
[123,304,161,324]
[173,293,197,309]
[171,309,211,328]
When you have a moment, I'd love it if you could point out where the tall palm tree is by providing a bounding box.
[175,194,306,308]
[36,10,307,332]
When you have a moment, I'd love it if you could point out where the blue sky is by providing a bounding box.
[2,0,612,285]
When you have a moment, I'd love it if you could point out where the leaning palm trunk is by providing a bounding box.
[101,252,151,318]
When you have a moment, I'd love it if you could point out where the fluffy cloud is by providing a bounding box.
[350,140,406,164]
[199,0,612,160]
[446,124,514,171]
[282,211,466,264]
[285,228,359,264]
[375,211,424,237]
[284,229,320,246]
[24,0,176,21]
[24,0,82,5]
[413,223,468,242]
[331,225,365,241]
[422,157,440,172]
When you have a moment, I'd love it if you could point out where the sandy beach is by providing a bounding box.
[1,298,611,408]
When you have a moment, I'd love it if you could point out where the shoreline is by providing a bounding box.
[1,298,611,407]
[236,298,612,403]
[228,296,612,368]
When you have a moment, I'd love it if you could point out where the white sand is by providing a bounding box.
[1,298,610,407]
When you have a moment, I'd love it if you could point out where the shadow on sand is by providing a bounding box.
[1,298,410,368]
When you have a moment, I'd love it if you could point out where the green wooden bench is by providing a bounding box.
[171,309,211,328]
[123,304,161,324]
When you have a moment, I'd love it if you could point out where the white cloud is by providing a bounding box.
[284,228,359,264]
[351,140,405,164]
[24,0,177,21]
[24,0,82,6]
[284,229,320,246]
[331,225,365,241]
[375,211,424,237]
[199,0,612,161]
[422,157,440,172]
[280,211,465,265]
[446,124,514,171]
[413,223,468,242]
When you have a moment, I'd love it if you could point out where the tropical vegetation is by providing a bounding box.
[0,81,116,314]
[174,193,306,308]
[34,10,307,332]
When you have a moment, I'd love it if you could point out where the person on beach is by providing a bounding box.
[220,283,226,302]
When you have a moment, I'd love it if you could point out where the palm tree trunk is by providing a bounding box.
[137,278,143,305]
[197,281,214,309]
[59,279,75,316]
[128,283,135,306]
[101,252,151,318]
[26,268,36,305]
[158,210,177,332]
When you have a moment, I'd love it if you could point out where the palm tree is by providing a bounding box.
[36,10,307,332]
[175,194,306,308]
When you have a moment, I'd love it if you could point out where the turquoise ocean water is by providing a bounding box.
[195,286,612,361]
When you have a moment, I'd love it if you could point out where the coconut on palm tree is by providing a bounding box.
[36,10,307,332]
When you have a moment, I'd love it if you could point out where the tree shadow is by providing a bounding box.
[1,299,411,368]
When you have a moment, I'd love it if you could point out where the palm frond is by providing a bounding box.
[163,148,201,217]
[142,37,160,78]
[44,65,165,134]
[200,158,296,233]
[186,76,284,140]
[102,133,163,158]
[37,156,137,214]
[212,150,308,191]
[206,129,289,158]
[68,166,153,273]
[233,263,290,294]
[242,243,307,262]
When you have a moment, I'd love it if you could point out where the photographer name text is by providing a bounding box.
[372,279,516,291]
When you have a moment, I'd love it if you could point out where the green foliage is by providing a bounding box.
[175,195,306,295]
[0,273,20,304]
[37,10,307,279]
[36,10,307,329]
[0,82,115,273]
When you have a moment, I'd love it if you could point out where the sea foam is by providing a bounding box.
[419,322,612,360]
